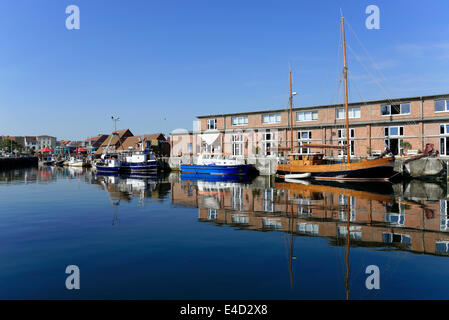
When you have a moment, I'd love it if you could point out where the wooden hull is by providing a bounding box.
[277,157,394,181]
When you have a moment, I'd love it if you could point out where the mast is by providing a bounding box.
[289,71,293,153]
[341,17,350,164]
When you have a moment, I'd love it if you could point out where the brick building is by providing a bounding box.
[171,93,449,158]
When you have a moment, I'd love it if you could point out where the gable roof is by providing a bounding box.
[121,134,167,151]
[95,129,133,155]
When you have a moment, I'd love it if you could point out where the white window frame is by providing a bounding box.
[381,103,411,116]
[296,111,318,122]
[231,134,243,157]
[207,118,217,130]
[435,100,449,113]
[231,116,248,126]
[262,113,281,124]
[336,107,360,119]
[337,128,355,156]
[297,131,312,154]
[262,131,276,156]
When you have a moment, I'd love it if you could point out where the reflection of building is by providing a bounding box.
[171,179,449,256]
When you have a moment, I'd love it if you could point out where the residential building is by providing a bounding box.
[37,135,57,150]
[121,133,170,156]
[171,93,449,158]
[95,129,134,156]
[84,134,108,154]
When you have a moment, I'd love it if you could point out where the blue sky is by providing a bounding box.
[1,0,449,140]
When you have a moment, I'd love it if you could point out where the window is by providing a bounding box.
[381,103,411,116]
[208,209,217,220]
[338,128,355,156]
[435,100,449,112]
[232,116,248,126]
[385,213,405,226]
[232,187,243,211]
[298,131,312,154]
[263,189,275,212]
[232,134,243,156]
[336,107,360,119]
[207,119,217,130]
[232,214,249,224]
[262,217,282,229]
[297,111,318,122]
[441,201,449,231]
[382,233,411,245]
[337,226,362,240]
[262,130,276,156]
[440,124,449,156]
[262,113,281,124]
[297,223,319,236]
[385,126,404,137]
[436,241,449,254]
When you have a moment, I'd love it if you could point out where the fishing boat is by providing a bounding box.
[120,151,157,173]
[277,17,394,182]
[95,155,121,174]
[180,153,252,177]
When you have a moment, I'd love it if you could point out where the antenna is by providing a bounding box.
[111,116,120,132]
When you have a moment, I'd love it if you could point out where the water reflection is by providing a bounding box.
[3,167,449,257]
[2,166,449,299]
[172,177,449,257]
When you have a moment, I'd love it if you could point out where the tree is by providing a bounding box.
[0,139,23,153]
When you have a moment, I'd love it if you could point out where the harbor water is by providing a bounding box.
[1,166,449,299]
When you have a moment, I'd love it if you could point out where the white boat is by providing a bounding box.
[67,157,85,167]
[284,173,311,179]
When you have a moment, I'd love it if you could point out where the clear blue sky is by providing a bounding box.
[1,0,449,140]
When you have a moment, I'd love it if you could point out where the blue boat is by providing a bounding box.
[95,157,121,174]
[180,154,251,176]
[120,151,157,173]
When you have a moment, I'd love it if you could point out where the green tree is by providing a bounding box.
[0,139,23,153]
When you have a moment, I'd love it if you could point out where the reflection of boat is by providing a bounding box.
[39,156,55,166]
[277,17,394,182]
[181,154,251,176]
[275,181,394,203]
[181,173,251,183]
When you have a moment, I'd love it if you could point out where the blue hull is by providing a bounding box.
[180,164,251,175]
[96,165,120,173]
[120,161,157,172]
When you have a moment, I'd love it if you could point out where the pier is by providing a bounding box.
[0,156,38,170]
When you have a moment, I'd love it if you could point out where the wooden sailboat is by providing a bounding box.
[277,17,394,182]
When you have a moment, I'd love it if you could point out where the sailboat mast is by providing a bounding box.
[289,71,293,153]
[341,17,350,164]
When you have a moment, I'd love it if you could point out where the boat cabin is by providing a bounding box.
[289,153,324,166]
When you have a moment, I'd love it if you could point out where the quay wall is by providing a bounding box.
[0,157,38,169]
[170,155,449,180]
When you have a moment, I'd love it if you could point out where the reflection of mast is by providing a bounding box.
[99,176,121,225]
[286,192,296,287]
[344,190,350,300]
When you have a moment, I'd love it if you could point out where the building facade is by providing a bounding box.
[37,135,57,150]
[171,93,449,158]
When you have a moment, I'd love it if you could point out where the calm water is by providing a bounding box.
[1,166,449,299]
